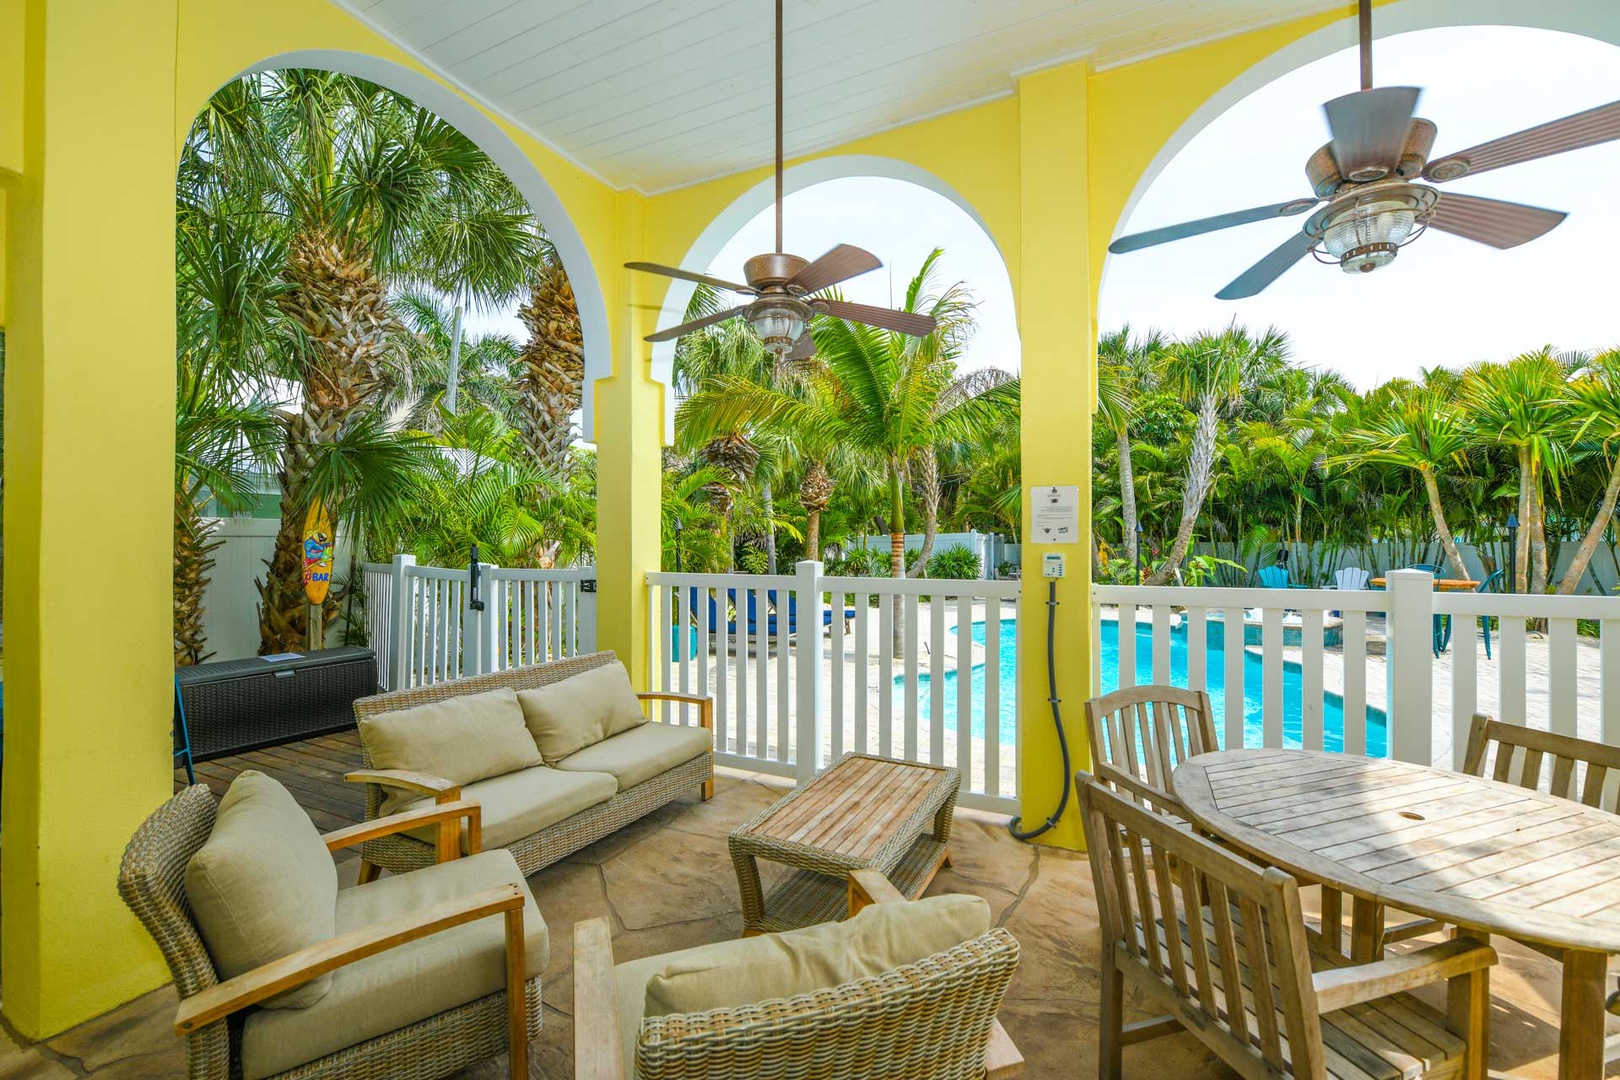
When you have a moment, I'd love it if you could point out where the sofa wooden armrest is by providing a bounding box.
[322,798,483,864]
[177,883,531,1079]
[1312,938,1497,1014]
[637,691,715,729]
[345,768,462,803]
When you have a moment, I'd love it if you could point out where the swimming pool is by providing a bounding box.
[902,618,1388,755]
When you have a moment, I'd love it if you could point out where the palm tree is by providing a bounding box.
[678,252,1015,649]
[511,244,585,477]
[389,289,522,430]
[1097,326,1164,569]
[1462,350,1578,593]
[1333,393,1472,580]
[1558,349,1620,594]
[184,70,542,652]
[1146,325,1287,585]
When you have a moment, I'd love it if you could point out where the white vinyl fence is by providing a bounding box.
[1093,569,1620,771]
[362,555,596,692]
[647,561,1020,812]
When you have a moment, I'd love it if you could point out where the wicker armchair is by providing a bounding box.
[348,651,713,881]
[118,784,541,1080]
[575,870,1023,1080]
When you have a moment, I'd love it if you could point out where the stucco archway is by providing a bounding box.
[224,49,612,439]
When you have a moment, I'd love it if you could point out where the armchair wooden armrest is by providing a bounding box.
[637,691,715,730]
[177,883,525,1033]
[574,917,624,1080]
[1312,937,1497,1014]
[345,768,462,803]
[322,798,483,863]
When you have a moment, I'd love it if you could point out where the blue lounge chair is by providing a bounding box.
[768,590,858,635]
[1254,565,1290,589]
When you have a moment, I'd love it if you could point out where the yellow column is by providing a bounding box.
[1015,63,1093,850]
[2,0,175,1036]
[592,189,661,687]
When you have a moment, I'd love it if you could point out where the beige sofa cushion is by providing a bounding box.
[359,687,543,815]
[241,848,549,1080]
[613,895,990,1068]
[552,721,711,792]
[185,771,338,1010]
[400,765,617,853]
[516,663,647,763]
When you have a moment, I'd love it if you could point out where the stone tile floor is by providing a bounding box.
[4,769,1618,1078]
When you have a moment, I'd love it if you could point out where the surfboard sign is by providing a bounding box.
[301,500,336,605]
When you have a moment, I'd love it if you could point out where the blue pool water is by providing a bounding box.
[902,619,1388,755]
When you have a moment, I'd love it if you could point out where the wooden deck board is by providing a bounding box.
[176,730,365,832]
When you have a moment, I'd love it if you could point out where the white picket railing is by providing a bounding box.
[1093,569,1620,771]
[362,555,596,691]
[646,561,1020,812]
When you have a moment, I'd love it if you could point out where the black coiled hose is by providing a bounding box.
[1008,579,1070,840]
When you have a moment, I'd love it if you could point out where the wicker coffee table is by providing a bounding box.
[729,753,960,935]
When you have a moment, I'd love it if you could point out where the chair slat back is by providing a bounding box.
[1462,713,1620,813]
[1334,567,1370,591]
[1084,685,1217,815]
[1078,774,1323,1078]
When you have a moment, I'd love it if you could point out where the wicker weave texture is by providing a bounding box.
[353,652,714,877]
[119,786,542,1080]
[635,928,1018,1080]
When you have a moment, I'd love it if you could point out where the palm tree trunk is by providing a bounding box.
[889,458,906,654]
[1515,446,1531,594]
[798,459,832,563]
[1117,427,1137,567]
[1530,462,1549,594]
[805,510,821,564]
[1146,392,1219,585]
[762,478,777,575]
[174,487,219,667]
[1421,466,1470,581]
[907,448,938,579]
[1557,455,1620,594]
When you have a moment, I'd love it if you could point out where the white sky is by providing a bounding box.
[465,24,1620,394]
[1100,25,1620,388]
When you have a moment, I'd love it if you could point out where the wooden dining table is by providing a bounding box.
[1369,576,1480,591]
[1172,749,1620,1080]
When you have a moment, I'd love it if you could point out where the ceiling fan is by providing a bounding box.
[624,0,935,361]
[1107,0,1620,300]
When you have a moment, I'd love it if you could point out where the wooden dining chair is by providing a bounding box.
[1462,712,1620,812]
[1082,685,1216,817]
[1077,772,1497,1080]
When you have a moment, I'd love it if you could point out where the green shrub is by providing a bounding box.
[927,546,982,579]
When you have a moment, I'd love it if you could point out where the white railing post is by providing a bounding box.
[387,553,415,690]
[577,571,598,654]
[474,562,500,675]
[794,560,826,784]
[1385,568,1435,764]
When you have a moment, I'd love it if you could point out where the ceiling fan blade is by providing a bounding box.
[785,244,881,294]
[624,262,757,295]
[1427,192,1566,249]
[786,333,816,361]
[1215,230,1316,301]
[1323,86,1421,181]
[817,298,937,337]
[644,304,749,343]
[1109,198,1320,254]
[1425,99,1620,182]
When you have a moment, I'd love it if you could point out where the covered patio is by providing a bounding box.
[0,758,1610,1078]
[8,0,1620,1077]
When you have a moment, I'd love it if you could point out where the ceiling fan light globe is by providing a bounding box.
[747,301,807,356]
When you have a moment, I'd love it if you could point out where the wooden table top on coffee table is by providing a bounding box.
[730,753,960,935]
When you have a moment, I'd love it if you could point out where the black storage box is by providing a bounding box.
[175,646,378,760]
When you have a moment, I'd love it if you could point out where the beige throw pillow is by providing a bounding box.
[516,663,647,763]
[185,771,339,1009]
[644,893,991,1017]
[359,687,543,815]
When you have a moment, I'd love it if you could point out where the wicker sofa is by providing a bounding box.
[348,651,714,881]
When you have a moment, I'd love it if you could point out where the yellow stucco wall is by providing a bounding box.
[3,0,1392,1037]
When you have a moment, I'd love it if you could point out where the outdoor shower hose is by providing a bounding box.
[1008,579,1071,840]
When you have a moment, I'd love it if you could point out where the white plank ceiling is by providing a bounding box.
[334,0,1345,193]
